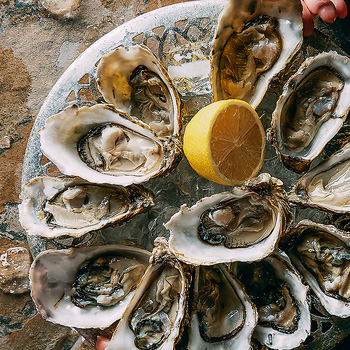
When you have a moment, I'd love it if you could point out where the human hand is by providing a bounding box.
[96,336,110,350]
[302,0,348,36]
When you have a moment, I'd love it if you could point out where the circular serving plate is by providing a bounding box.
[22,1,350,348]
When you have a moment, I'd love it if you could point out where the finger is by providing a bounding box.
[318,3,337,22]
[303,0,337,22]
[96,337,110,350]
[302,1,315,36]
[330,0,348,18]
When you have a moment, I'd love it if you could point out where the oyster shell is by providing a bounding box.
[234,250,311,349]
[97,45,181,138]
[165,173,292,265]
[29,245,151,328]
[19,176,154,238]
[40,104,182,186]
[269,51,350,173]
[211,0,303,108]
[288,142,350,213]
[287,220,350,317]
[188,264,257,349]
[106,238,191,350]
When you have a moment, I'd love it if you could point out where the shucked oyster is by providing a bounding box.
[29,245,151,329]
[211,0,303,108]
[269,51,350,173]
[19,176,154,238]
[288,142,350,213]
[40,104,182,186]
[233,250,310,349]
[287,220,350,317]
[97,45,181,138]
[188,264,257,350]
[165,174,292,265]
[106,238,191,350]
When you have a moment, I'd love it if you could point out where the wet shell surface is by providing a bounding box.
[188,264,257,350]
[105,238,191,350]
[29,245,151,329]
[269,51,350,173]
[39,104,182,186]
[165,173,292,265]
[287,220,350,317]
[211,0,303,108]
[234,250,311,349]
[19,176,154,238]
[97,44,181,139]
[288,142,350,213]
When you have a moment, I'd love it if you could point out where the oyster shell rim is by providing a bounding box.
[269,51,350,174]
[287,219,350,318]
[29,245,152,329]
[18,175,155,238]
[210,0,303,108]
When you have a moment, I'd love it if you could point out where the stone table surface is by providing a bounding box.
[0,0,350,349]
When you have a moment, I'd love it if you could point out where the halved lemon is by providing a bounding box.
[183,99,266,186]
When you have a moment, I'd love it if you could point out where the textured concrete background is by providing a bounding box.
[0,0,350,349]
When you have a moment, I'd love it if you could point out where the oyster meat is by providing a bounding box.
[165,174,291,265]
[97,45,181,138]
[269,51,350,173]
[234,250,310,349]
[106,238,191,350]
[19,176,154,238]
[211,0,303,108]
[287,220,350,317]
[188,264,257,350]
[29,245,151,329]
[288,142,350,213]
[40,104,182,186]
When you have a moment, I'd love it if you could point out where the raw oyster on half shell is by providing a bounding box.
[269,51,350,173]
[288,142,350,213]
[106,238,191,350]
[40,104,182,186]
[287,220,350,317]
[233,250,311,349]
[97,45,181,139]
[165,173,292,265]
[188,264,257,350]
[19,176,154,238]
[29,245,151,329]
[211,0,303,108]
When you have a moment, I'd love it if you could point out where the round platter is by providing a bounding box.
[22,1,350,349]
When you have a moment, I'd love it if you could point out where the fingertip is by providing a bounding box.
[96,336,110,350]
[331,0,348,18]
[319,3,337,23]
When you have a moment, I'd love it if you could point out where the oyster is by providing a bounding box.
[287,220,350,317]
[40,104,182,186]
[97,45,181,138]
[106,238,191,350]
[288,142,350,213]
[29,245,151,328]
[234,250,311,349]
[269,51,350,173]
[19,176,154,238]
[211,0,303,108]
[165,174,292,265]
[188,264,257,349]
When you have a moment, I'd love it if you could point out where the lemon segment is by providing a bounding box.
[183,99,266,186]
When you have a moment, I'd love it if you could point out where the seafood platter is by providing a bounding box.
[19,0,350,349]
